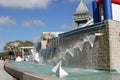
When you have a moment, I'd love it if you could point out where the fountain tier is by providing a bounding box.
[40,20,120,70]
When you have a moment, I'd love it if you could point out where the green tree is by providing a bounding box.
[0,52,9,56]
[4,40,34,51]
[3,40,33,56]
[22,41,33,46]
[3,40,34,59]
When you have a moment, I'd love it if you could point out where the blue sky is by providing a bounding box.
[0,0,93,52]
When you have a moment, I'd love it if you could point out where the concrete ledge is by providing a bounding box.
[4,60,60,80]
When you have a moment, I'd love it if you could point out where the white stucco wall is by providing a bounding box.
[112,3,120,22]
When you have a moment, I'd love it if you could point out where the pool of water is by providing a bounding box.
[10,61,120,80]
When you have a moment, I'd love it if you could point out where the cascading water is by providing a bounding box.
[38,33,100,68]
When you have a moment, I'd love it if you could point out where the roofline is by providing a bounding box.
[97,0,120,5]
[20,47,34,49]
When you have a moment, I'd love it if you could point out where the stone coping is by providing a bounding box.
[59,21,107,38]
[4,60,61,80]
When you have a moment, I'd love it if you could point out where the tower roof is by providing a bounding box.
[74,0,89,15]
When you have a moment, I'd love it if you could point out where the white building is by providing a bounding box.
[38,32,63,49]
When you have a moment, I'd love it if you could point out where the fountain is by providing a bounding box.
[15,56,23,62]
[76,41,84,51]
[51,60,68,77]
[4,0,120,80]
[31,49,40,63]
[66,49,74,57]
[87,35,96,47]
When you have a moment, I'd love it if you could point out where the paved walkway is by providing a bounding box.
[0,60,15,80]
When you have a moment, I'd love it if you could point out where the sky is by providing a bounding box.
[0,0,93,52]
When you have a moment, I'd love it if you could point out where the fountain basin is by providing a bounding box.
[4,60,60,80]
[4,60,120,80]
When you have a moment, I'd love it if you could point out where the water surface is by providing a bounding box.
[10,61,120,80]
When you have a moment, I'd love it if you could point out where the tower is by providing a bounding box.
[72,0,93,30]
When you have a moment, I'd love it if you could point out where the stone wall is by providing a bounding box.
[108,20,120,69]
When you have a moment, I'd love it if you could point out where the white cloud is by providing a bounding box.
[22,19,45,27]
[22,21,31,27]
[33,20,45,26]
[60,24,71,30]
[0,0,52,9]
[0,16,16,25]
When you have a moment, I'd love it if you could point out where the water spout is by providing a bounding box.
[31,49,40,63]
[95,33,103,36]
[83,37,89,42]
[76,41,84,52]
[86,35,96,47]
[59,52,66,60]
[15,56,23,62]
[66,49,74,57]
[51,60,68,77]
[34,53,40,63]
